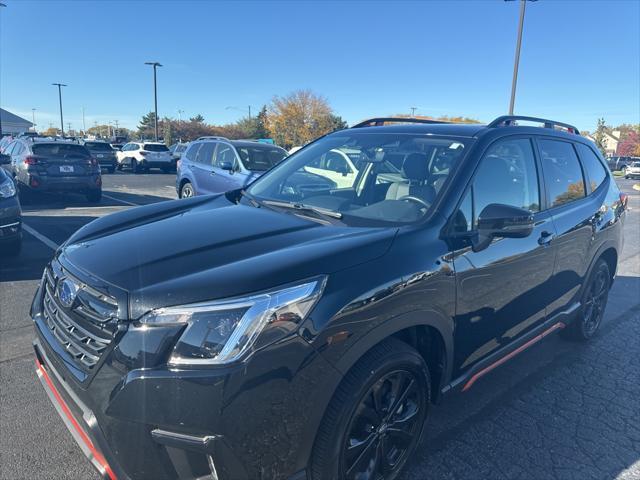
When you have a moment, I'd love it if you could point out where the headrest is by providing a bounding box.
[402,153,428,181]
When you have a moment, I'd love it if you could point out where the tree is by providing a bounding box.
[42,127,61,136]
[163,118,173,146]
[190,114,205,123]
[254,105,270,138]
[617,130,640,156]
[267,90,336,148]
[593,118,608,158]
[138,112,157,139]
[329,114,348,131]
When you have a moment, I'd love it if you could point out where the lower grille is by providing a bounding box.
[41,266,117,371]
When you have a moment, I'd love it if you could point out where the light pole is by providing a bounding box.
[225,105,252,119]
[144,62,162,141]
[410,107,417,117]
[507,0,536,115]
[31,108,36,132]
[0,3,7,136]
[82,106,86,133]
[177,109,184,122]
[52,83,67,135]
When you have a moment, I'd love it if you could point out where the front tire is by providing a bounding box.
[563,259,610,341]
[311,338,430,480]
[179,182,195,198]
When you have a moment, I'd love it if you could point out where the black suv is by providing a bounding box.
[31,116,626,480]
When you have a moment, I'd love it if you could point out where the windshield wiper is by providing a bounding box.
[262,199,343,219]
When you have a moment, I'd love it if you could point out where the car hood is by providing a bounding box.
[59,195,397,318]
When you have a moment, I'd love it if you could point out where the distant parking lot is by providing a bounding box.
[1,174,639,480]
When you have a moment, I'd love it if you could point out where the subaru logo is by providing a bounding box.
[57,278,79,308]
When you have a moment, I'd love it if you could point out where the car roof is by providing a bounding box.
[345,123,486,137]
[229,140,285,149]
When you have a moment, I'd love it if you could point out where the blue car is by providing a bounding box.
[176,138,288,198]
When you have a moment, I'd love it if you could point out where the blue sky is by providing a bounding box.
[1,0,638,132]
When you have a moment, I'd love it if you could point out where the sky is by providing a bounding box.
[0,0,638,133]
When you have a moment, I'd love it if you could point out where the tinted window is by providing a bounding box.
[576,143,607,192]
[539,139,585,207]
[196,142,215,166]
[214,144,237,167]
[143,144,169,152]
[452,189,473,233]
[236,146,287,171]
[84,142,113,151]
[185,143,200,160]
[473,138,540,225]
[32,144,90,157]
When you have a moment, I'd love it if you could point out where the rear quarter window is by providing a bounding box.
[539,139,586,208]
[575,143,607,192]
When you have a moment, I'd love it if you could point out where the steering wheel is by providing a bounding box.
[398,195,430,209]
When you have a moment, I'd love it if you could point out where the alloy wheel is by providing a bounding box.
[582,267,608,336]
[341,369,424,480]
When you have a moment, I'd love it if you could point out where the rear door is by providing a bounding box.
[536,138,606,318]
[190,142,217,195]
[450,136,558,375]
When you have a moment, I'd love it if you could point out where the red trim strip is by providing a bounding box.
[462,322,565,392]
[35,359,117,480]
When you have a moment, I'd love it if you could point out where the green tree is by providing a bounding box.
[138,112,157,139]
[190,114,205,123]
[163,118,173,146]
[594,118,608,158]
[329,114,348,131]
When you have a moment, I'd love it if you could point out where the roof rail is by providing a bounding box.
[197,135,230,141]
[488,115,581,135]
[351,117,450,128]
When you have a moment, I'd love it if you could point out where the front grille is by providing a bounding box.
[42,266,119,371]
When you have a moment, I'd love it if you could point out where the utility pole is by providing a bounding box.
[144,62,162,141]
[508,0,536,115]
[82,106,86,133]
[0,3,6,136]
[67,122,71,134]
[410,107,417,116]
[114,120,119,137]
[52,83,67,135]
[248,105,251,120]
[178,109,184,122]
[32,108,37,132]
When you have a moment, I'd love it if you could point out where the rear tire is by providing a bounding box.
[179,181,194,199]
[562,259,610,341]
[311,338,430,480]
[86,190,102,203]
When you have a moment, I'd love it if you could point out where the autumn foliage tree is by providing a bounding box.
[617,129,640,157]
[267,90,339,149]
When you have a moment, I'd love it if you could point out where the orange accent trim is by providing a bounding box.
[35,359,117,480]
[462,322,565,392]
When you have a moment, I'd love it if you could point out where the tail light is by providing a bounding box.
[139,151,148,156]
[620,193,628,208]
[176,159,182,170]
[30,177,40,188]
[24,156,38,165]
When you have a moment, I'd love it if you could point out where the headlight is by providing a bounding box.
[0,178,16,198]
[140,277,326,365]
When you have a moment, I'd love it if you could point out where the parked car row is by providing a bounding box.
[606,155,639,173]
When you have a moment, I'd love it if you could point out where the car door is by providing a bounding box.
[449,136,558,374]
[536,138,599,318]
[189,141,217,195]
[211,143,242,193]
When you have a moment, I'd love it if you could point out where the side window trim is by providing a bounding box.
[533,136,588,212]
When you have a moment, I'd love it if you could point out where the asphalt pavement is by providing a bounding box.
[0,173,638,480]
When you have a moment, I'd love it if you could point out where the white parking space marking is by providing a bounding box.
[102,193,140,207]
[22,224,59,250]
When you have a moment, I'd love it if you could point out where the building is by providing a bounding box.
[0,108,34,136]
[584,130,621,157]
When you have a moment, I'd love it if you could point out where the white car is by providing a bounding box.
[625,161,640,179]
[304,148,359,189]
[116,142,174,173]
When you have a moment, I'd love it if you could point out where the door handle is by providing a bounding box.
[538,231,555,246]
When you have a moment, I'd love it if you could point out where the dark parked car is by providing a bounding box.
[32,116,626,480]
[83,141,118,173]
[0,154,21,254]
[176,139,287,198]
[5,138,102,202]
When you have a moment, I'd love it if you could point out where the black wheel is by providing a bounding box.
[563,259,610,341]
[179,182,194,198]
[131,158,140,174]
[86,190,102,203]
[116,162,123,171]
[311,338,429,480]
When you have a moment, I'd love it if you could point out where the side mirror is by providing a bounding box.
[472,203,534,252]
[219,160,234,171]
[0,153,11,165]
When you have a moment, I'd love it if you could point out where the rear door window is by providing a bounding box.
[575,143,607,192]
[538,139,586,208]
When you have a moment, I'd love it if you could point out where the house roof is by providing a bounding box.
[0,108,33,126]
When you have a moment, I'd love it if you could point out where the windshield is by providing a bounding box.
[84,142,113,151]
[236,145,287,171]
[32,144,90,158]
[143,144,169,152]
[633,162,640,167]
[247,132,469,225]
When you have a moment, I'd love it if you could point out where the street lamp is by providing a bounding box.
[52,83,67,135]
[506,0,537,115]
[144,61,162,141]
[31,108,36,132]
[0,3,7,136]
[225,105,252,119]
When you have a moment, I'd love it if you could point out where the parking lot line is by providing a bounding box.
[102,193,140,207]
[22,224,59,250]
